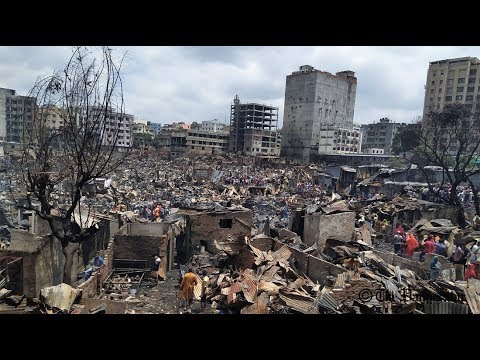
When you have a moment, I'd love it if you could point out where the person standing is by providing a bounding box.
[200,270,209,314]
[452,243,469,281]
[420,235,436,262]
[393,231,405,255]
[180,268,198,311]
[430,255,441,281]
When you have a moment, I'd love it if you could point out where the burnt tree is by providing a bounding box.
[395,104,480,227]
[14,46,130,284]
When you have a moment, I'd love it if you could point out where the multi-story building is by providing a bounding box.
[83,106,134,148]
[423,57,480,118]
[281,65,357,163]
[157,128,229,158]
[41,105,67,130]
[200,120,225,133]
[133,119,155,138]
[147,121,162,134]
[229,95,280,157]
[318,125,362,154]
[360,118,405,154]
[0,88,36,143]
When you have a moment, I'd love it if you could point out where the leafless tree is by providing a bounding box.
[14,46,129,284]
[394,103,480,227]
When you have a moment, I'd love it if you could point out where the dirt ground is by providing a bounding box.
[125,267,211,314]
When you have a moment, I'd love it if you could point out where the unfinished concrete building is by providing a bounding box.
[281,65,357,163]
[229,95,280,157]
[157,128,229,158]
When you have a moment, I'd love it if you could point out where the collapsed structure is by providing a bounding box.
[0,152,479,315]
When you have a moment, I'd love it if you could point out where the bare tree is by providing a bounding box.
[394,103,480,227]
[14,46,129,284]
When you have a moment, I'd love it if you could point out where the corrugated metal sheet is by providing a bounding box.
[262,266,280,281]
[278,290,315,314]
[221,287,230,295]
[395,266,402,284]
[258,281,280,295]
[241,277,258,303]
[335,273,347,288]
[272,245,292,262]
[464,287,480,314]
[424,301,469,314]
[241,292,269,314]
[227,282,242,303]
[317,292,339,313]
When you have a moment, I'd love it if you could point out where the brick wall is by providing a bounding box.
[78,238,114,298]
[188,210,253,247]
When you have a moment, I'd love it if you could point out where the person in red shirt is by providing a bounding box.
[465,263,476,280]
[420,234,436,262]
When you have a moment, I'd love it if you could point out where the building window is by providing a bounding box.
[447,79,454,85]
[440,80,443,84]
[458,78,465,84]
[430,89,434,94]
[429,97,433,102]
[446,87,453,94]
[469,77,476,84]
[431,81,435,85]
[470,69,477,75]
[457,87,464,92]
[437,97,441,101]
[466,95,474,102]
[456,95,463,101]
[438,88,442,93]
[468,87,475,93]
[219,219,233,228]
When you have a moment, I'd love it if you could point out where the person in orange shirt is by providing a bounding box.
[180,268,198,310]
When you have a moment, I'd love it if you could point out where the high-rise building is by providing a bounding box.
[360,118,406,154]
[229,95,280,157]
[423,57,480,118]
[281,65,357,163]
[83,106,134,148]
[0,88,36,142]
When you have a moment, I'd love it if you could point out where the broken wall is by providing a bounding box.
[304,211,355,251]
[188,210,253,249]
[0,234,76,298]
[79,238,114,298]
[272,239,346,286]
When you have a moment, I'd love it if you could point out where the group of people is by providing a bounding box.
[391,226,479,281]
[135,204,169,222]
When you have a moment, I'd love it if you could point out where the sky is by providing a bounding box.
[1,46,479,128]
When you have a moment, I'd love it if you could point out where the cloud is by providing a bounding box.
[1,46,480,127]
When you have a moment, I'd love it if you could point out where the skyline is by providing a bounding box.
[1,46,480,127]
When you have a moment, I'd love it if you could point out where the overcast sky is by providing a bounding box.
[1,46,479,127]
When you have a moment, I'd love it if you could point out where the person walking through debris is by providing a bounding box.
[393,231,405,255]
[435,238,448,257]
[200,270,209,313]
[451,243,469,281]
[420,235,436,262]
[180,268,198,311]
[151,255,161,285]
[405,232,419,258]
[430,255,441,281]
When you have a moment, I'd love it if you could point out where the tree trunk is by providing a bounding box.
[468,179,480,216]
[450,184,467,228]
[62,242,80,285]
